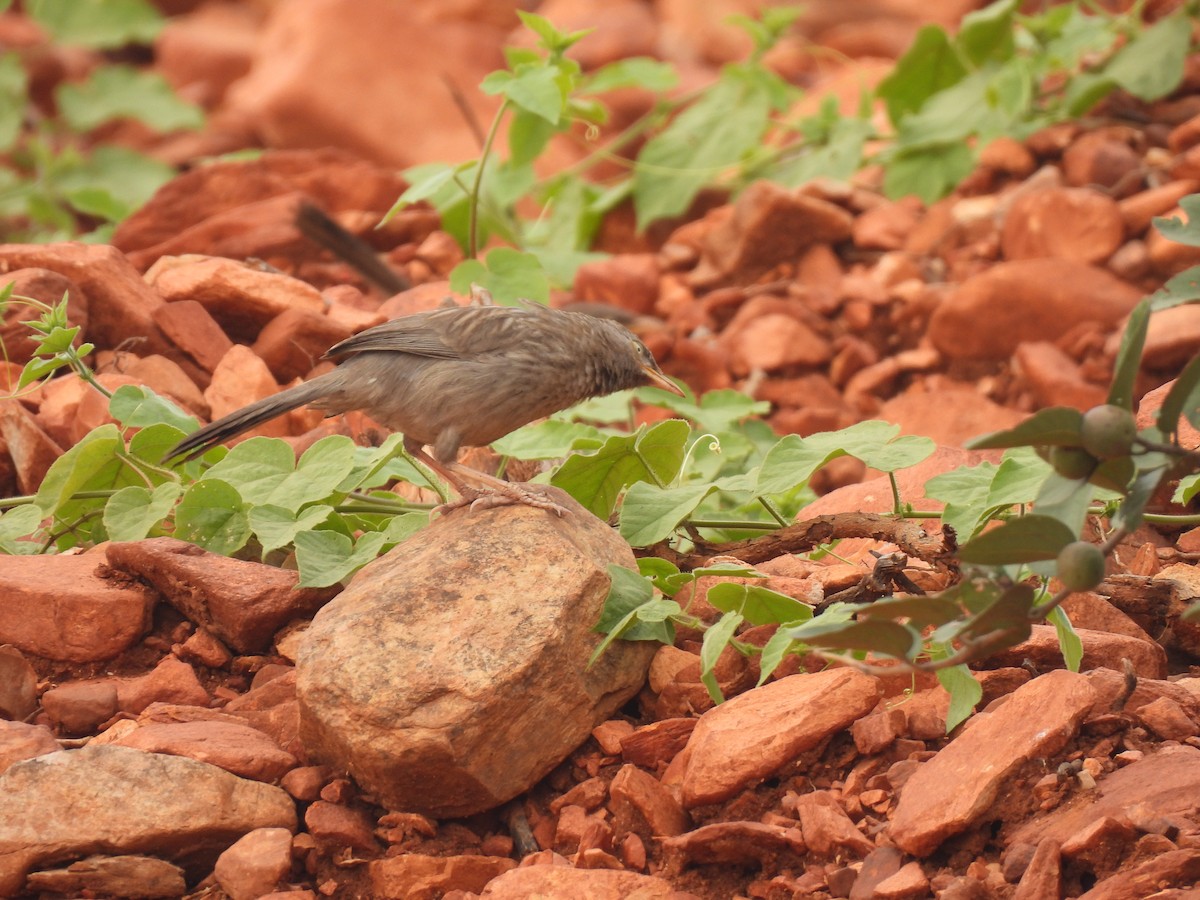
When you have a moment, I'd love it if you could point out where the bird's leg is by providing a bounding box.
[403,438,568,517]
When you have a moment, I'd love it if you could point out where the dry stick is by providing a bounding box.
[440,73,487,149]
[638,511,956,572]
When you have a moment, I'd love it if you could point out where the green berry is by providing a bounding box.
[1079,405,1136,460]
[1056,541,1106,592]
[1049,446,1097,480]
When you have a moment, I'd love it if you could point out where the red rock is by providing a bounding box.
[553,804,591,853]
[1141,303,1200,370]
[176,627,232,669]
[1060,592,1154,644]
[0,554,156,662]
[0,400,63,494]
[0,721,59,775]
[609,764,690,838]
[1012,838,1061,900]
[794,790,874,857]
[107,538,339,655]
[115,657,210,715]
[0,244,170,357]
[672,669,880,808]
[590,719,634,756]
[1077,849,1200,899]
[978,137,1036,177]
[1061,131,1142,194]
[223,669,301,757]
[252,308,354,383]
[280,765,330,802]
[1001,187,1125,264]
[873,861,931,900]
[40,681,119,735]
[0,646,37,723]
[24,855,186,899]
[477,865,681,899]
[619,718,697,769]
[1117,180,1199,235]
[213,827,294,900]
[151,299,234,377]
[847,845,904,899]
[550,777,608,813]
[149,257,324,343]
[367,854,517,900]
[929,259,1142,359]
[1014,341,1107,411]
[852,198,923,251]
[115,718,297,782]
[852,707,906,755]
[573,254,661,317]
[690,181,853,286]
[661,821,805,870]
[723,311,832,375]
[985,624,1167,680]
[888,670,1095,857]
[1060,816,1138,874]
[304,800,378,853]
[1137,379,1200,449]
[156,2,257,107]
[226,0,505,169]
[1136,696,1198,741]
[109,353,208,418]
[114,148,411,258]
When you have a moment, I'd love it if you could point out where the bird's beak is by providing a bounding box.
[642,365,686,396]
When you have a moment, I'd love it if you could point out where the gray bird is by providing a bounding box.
[166,302,683,514]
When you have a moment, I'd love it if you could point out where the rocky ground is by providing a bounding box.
[2,1,1200,899]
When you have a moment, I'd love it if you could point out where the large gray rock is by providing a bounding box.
[297,488,656,817]
[0,745,296,896]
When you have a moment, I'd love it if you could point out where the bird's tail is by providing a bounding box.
[165,372,340,462]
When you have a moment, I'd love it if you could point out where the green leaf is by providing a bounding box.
[103,482,182,541]
[0,505,45,554]
[756,421,933,496]
[589,565,676,665]
[619,482,714,547]
[706,582,813,627]
[248,504,335,555]
[883,142,976,204]
[1156,353,1200,436]
[57,65,203,132]
[295,529,387,588]
[1149,266,1200,311]
[449,249,550,305]
[0,53,27,153]
[109,384,197,432]
[876,25,967,125]
[955,583,1034,646]
[633,67,778,228]
[785,617,921,661]
[956,0,1018,65]
[1108,299,1150,410]
[552,419,689,519]
[491,418,605,460]
[967,406,1084,450]
[27,0,162,48]
[1046,606,1083,672]
[859,594,961,629]
[757,628,800,685]
[958,514,1076,565]
[640,388,770,434]
[174,478,250,555]
[55,145,176,222]
[1154,196,1200,247]
[483,65,563,123]
[936,663,982,732]
[201,436,357,512]
[583,57,678,94]
[1103,13,1189,102]
[699,612,743,704]
[34,424,123,516]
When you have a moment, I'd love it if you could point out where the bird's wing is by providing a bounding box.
[323,315,464,360]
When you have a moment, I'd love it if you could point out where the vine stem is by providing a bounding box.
[467,99,510,261]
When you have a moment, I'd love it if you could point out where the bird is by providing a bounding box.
[165,302,684,515]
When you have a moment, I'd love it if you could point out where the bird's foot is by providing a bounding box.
[434,482,568,517]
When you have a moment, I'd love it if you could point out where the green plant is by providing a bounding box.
[0,0,203,241]
[386,0,1195,296]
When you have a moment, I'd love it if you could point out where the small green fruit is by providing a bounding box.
[1056,541,1106,592]
[1049,446,1097,480]
[1079,404,1136,460]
